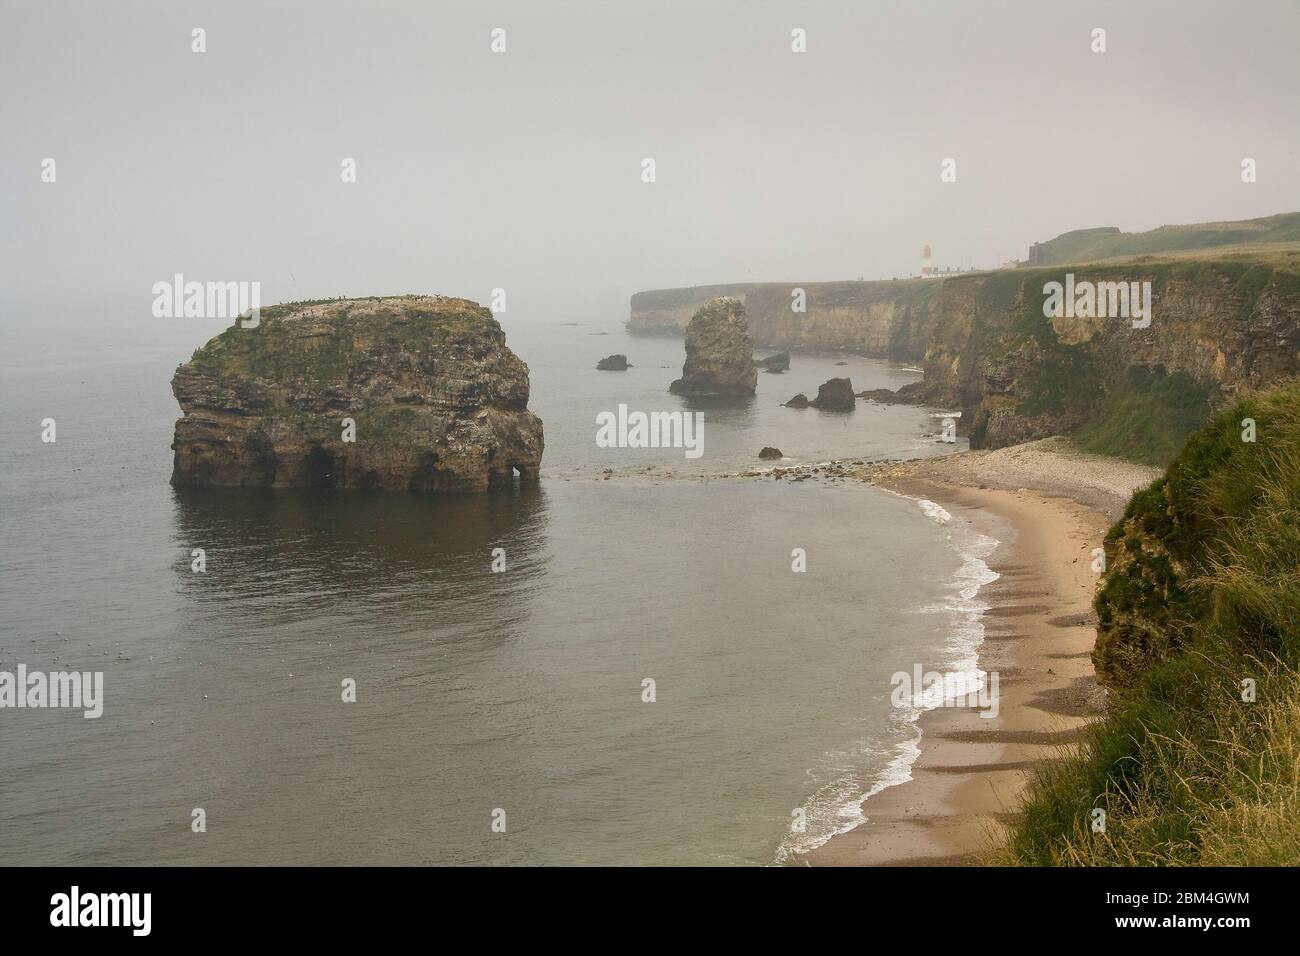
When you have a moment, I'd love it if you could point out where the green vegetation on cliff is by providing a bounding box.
[191,296,498,384]
[958,252,1300,463]
[1001,381,1300,865]
[1073,367,1214,466]
[1026,211,1300,266]
[632,215,1300,466]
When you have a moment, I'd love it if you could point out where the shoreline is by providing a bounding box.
[794,440,1161,866]
[539,436,1162,864]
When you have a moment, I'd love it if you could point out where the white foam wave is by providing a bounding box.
[917,498,952,524]
[775,493,1000,863]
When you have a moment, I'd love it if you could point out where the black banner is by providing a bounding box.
[2,866,1268,941]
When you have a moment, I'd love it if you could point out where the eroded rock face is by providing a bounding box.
[634,250,1300,453]
[810,377,855,411]
[628,279,944,360]
[857,388,910,404]
[170,295,544,492]
[917,263,1300,450]
[668,298,757,396]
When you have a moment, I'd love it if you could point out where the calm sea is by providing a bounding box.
[0,304,994,865]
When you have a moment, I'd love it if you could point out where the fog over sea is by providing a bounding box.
[0,304,999,865]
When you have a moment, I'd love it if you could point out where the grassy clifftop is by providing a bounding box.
[1026,211,1300,266]
[1002,381,1300,865]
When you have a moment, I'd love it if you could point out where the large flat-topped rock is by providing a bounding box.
[170,295,544,491]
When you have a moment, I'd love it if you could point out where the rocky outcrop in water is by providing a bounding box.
[668,297,757,396]
[632,214,1300,456]
[636,258,1300,452]
[784,393,810,408]
[810,377,855,411]
[629,279,944,360]
[758,446,783,460]
[755,351,790,372]
[857,388,901,404]
[596,354,630,370]
[170,295,544,491]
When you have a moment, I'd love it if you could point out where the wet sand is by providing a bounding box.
[796,441,1160,866]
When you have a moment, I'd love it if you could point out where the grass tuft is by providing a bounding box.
[1000,380,1300,866]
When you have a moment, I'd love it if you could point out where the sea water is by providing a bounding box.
[0,305,997,865]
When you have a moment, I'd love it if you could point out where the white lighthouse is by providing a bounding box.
[921,243,934,277]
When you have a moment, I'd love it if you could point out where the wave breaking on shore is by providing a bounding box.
[775,495,1000,863]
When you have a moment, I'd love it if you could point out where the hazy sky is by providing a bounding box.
[3,0,1298,321]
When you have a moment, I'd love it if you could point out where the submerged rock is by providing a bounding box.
[858,387,925,405]
[754,351,790,373]
[810,377,855,411]
[784,393,811,408]
[668,297,757,396]
[758,446,783,460]
[596,354,630,371]
[893,381,929,404]
[170,295,544,492]
[855,384,927,405]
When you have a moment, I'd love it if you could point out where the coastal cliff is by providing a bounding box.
[629,279,944,361]
[632,249,1300,464]
[1091,382,1300,689]
[1024,211,1300,265]
[1005,382,1300,865]
[913,254,1300,459]
[628,283,762,337]
[631,213,1300,463]
[171,295,544,491]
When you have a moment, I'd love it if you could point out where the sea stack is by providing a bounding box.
[170,295,544,492]
[668,297,758,396]
[810,377,855,411]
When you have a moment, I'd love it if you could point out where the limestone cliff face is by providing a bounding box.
[913,259,1300,450]
[629,284,759,336]
[629,279,943,361]
[742,282,943,358]
[171,296,544,491]
[668,297,757,396]
[634,254,1300,453]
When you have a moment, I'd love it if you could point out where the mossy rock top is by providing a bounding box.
[170,295,543,491]
[188,295,508,386]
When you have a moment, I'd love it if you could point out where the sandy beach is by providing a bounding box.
[796,438,1161,866]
